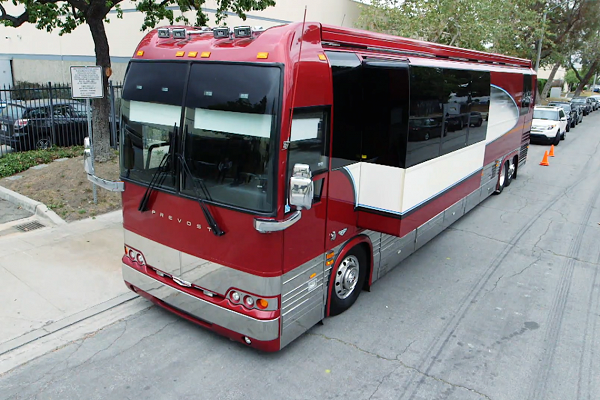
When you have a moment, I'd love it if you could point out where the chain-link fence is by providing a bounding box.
[0,81,123,157]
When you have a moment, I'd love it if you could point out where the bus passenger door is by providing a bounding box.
[282,106,330,289]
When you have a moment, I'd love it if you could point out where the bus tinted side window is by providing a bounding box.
[361,61,409,168]
[441,69,471,156]
[467,71,490,146]
[406,66,444,167]
[327,51,363,170]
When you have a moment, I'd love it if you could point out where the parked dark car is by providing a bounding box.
[469,111,483,127]
[547,102,575,130]
[587,96,600,111]
[571,97,592,115]
[570,102,585,124]
[408,117,445,141]
[0,99,90,151]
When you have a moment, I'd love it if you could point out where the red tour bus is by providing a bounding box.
[101,22,535,351]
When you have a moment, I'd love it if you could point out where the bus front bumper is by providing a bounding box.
[122,264,281,351]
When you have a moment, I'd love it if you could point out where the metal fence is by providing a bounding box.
[0,81,123,157]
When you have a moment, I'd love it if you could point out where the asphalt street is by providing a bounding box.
[1,113,600,400]
[0,199,31,225]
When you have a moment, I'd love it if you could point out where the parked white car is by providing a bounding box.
[530,106,568,145]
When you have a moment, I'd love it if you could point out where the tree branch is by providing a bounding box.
[0,4,30,27]
[570,60,584,82]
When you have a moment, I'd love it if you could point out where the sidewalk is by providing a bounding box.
[0,210,134,356]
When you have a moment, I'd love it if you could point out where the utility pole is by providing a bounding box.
[535,10,547,72]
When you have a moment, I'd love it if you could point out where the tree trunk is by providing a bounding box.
[574,59,599,97]
[541,62,561,100]
[87,17,112,162]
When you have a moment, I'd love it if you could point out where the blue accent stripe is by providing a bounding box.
[342,165,358,206]
[490,83,519,110]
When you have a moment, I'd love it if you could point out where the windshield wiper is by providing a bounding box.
[177,125,224,236]
[138,124,177,212]
[177,152,225,236]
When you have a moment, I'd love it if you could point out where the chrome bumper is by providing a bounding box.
[122,264,280,341]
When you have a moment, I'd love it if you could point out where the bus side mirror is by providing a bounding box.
[289,163,313,211]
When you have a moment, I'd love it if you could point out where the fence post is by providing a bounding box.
[47,82,57,147]
[109,81,117,149]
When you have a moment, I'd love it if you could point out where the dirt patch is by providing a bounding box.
[0,154,121,222]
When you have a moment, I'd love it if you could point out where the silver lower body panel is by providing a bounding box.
[122,264,280,341]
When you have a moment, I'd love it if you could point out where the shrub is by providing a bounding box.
[0,146,83,178]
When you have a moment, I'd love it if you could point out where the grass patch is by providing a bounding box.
[0,146,83,179]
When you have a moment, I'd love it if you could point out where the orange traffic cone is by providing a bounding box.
[549,145,555,157]
[540,151,550,166]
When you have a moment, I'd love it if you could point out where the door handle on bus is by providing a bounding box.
[254,211,301,233]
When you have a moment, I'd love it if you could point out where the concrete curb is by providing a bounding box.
[0,291,139,357]
[0,185,67,226]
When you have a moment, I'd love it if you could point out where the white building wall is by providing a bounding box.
[0,0,362,84]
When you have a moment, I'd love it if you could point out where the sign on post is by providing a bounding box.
[70,66,104,204]
[70,66,104,99]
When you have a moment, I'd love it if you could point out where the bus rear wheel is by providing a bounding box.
[494,160,511,194]
[329,246,367,316]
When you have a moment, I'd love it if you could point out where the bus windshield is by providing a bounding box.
[120,62,280,213]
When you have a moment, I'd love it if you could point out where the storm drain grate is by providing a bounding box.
[14,221,46,232]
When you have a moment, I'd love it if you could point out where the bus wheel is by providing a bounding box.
[329,246,367,316]
[494,161,509,195]
[512,156,519,179]
[505,160,514,187]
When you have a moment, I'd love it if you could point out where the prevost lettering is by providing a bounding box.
[151,209,202,229]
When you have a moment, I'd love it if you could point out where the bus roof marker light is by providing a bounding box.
[200,51,211,58]
[172,28,187,39]
[234,26,252,38]
[176,51,185,57]
[213,27,230,39]
[136,51,144,56]
[188,51,198,58]
[257,52,269,59]
[318,54,327,61]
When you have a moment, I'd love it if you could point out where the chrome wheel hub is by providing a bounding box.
[335,255,360,300]
[499,164,506,187]
[508,163,515,179]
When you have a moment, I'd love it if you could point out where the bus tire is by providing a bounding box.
[505,160,513,187]
[512,155,519,179]
[329,246,367,316]
[494,160,511,194]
